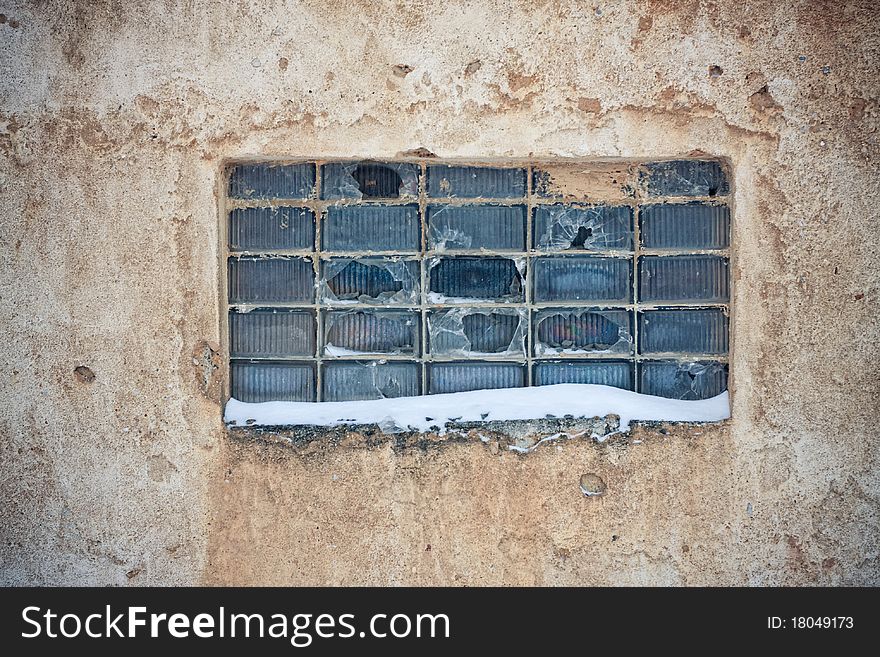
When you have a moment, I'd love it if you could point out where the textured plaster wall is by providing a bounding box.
[1,0,878,585]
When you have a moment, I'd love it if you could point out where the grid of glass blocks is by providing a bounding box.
[226,159,731,403]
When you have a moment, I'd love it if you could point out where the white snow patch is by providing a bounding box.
[225,384,730,434]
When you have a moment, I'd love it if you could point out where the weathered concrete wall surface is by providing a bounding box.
[1,0,878,585]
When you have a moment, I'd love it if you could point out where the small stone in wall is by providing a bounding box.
[73,365,95,384]
[579,473,607,497]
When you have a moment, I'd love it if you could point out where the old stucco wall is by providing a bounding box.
[1,0,878,585]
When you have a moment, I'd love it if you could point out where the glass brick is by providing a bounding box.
[639,255,729,303]
[533,361,634,390]
[229,309,315,358]
[322,361,421,401]
[533,256,631,302]
[230,361,316,402]
[639,308,729,355]
[228,257,314,303]
[428,308,526,356]
[428,362,525,394]
[228,206,314,251]
[321,162,420,199]
[427,205,527,250]
[639,360,728,400]
[428,257,524,302]
[427,165,527,198]
[323,205,420,251]
[324,310,420,356]
[534,309,632,355]
[640,160,729,197]
[639,202,730,250]
[534,205,633,251]
[319,258,420,305]
[228,163,315,199]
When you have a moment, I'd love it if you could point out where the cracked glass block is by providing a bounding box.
[533,256,631,302]
[639,202,730,250]
[428,257,524,302]
[229,309,316,358]
[428,362,525,394]
[228,257,314,303]
[428,308,526,356]
[322,361,420,401]
[323,205,420,251]
[228,163,316,199]
[230,361,316,402]
[533,361,634,390]
[534,309,632,355]
[319,258,419,305]
[427,165,527,198]
[321,162,420,200]
[427,205,527,251]
[639,255,729,303]
[534,205,633,251]
[228,206,314,251]
[640,160,729,197]
[324,310,420,356]
[639,361,728,400]
[639,309,729,355]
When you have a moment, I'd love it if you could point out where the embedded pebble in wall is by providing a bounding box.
[73,365,95,384]
[579,473,607,497]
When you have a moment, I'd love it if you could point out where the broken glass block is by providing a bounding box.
[534,205,633,251]
[640,160,729,197]
[229,309,316,358]
[324,310,420,356]
[228,163,316,199]
[428,362,525,394]
[427,165,527,198]
[322,361,421,401]
[230,361,316,402]
[428,257,524,302]
[321,162,420,199]
[533,256,631,302]
[228,206,314,251]
[639,202,730,249]
[533,360,634,390]
[639,360,728,400]
[428,308,526,356]
[639,255,729,303]
[639,308,729,355]
[322,205,420,251]
[228,257,314,303]
[319,258,420,305]
[427,205,527,250]
[534,309,632,355]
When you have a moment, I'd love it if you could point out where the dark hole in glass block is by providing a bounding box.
[228,206,314,251]
[428,309,525,355]
[639,255,729,303]
[352,163,402,197]
[428,362,525,394]
[639,202,730,250]
[639,361,728,400]
[228,257,314,304]
[640,160,729,197]
[228,163,316,199]
[321,162,419,199]
[429,257,523,301]
[322,259,418,304]
[323,205,420,251]
[461,313,520,353]
[427,165,527,198]
[534,205,633,251]
[533,361,634,390]
[535,310,631,354]
[230,361,316,402]
[322,361,420,401]
[325,311,419,355]
[639,309,729,355]
[533,256,631,302]
[427,205,527,250]
[229,309,315,358]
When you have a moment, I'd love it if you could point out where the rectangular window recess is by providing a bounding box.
[223,158,731,404]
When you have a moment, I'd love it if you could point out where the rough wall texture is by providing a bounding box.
[1,0,878,585]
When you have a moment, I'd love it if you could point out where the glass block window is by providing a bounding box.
[225,159,730,403]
